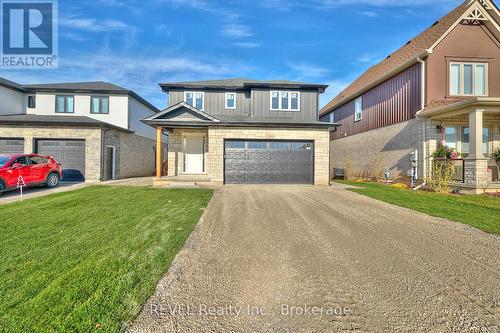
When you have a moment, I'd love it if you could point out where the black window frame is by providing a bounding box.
[90,96,110,114]
[10,156,29,167]
[55,95,75,114]
[28,95,36,108]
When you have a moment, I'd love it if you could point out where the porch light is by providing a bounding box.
[436,124,444,133]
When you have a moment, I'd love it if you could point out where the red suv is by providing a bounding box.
[0,154,62,194]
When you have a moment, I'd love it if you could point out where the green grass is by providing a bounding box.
[336,180,500,235]
[0,186,213,333]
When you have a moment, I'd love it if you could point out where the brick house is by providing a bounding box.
[320,0,500,193]
[0,78,165,181]
[144,79,336,185]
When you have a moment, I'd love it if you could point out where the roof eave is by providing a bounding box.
[417,97,500,117]
[320,52,430,116]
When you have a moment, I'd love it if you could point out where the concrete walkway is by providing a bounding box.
[129,185,500,332]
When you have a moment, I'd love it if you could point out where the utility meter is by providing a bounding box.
[409,150,419,187]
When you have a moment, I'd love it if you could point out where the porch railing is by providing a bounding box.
[433,158,465,183]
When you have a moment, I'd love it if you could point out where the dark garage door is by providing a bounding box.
[0,138,24,155]
[36,139,86,181]
[224,140,314,184]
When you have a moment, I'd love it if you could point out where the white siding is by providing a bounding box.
[27,93,129,129]
[0,86,25,115]
[128,96,162,141]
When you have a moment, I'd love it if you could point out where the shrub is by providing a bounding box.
[344,159,354,180]
[427,159,453,193]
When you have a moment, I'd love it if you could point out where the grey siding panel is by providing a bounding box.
[168,88,319,122]
[168,89,251,117]
[251,89,318,122]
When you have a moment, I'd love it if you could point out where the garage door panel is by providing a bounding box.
[0,139,24,155]
[37,139,85,182]
[224,140,313,184]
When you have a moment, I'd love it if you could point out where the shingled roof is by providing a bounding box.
[320,0,489,116]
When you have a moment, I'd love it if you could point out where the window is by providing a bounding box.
[270,91,300,111]
[248,142,267,149]
[461,127,489,157]
[329,112,335,123]
[28,95,36,108]
[449,62,488,96]
[11,156,29,166]
[445,127,457,149]
[184,92,204,110]
[225,92,236,109]
[354,97,362,122]
[29,156,48,165]
[55,95,74,113]
[91,96,109,114]
[225,141,245,149]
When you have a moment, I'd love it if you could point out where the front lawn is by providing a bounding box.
[0,186,213,332]
[337,181,500,235]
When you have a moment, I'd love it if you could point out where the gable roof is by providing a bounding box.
[320,0,499,116]
[144,101,220,122]
[159,78,328,93]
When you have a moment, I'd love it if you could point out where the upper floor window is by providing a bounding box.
[91,96,109,114]
[449,62,488,96]
[270,91,300,111]
[329,112,335,123]
[225,92,236,109]
[185,92,204,110]
[55,95,74,113]
[354,96,363,122]
[27,95,36,108]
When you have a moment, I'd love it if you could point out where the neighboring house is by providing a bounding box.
[143,78,336,185]
[320,0,500,193]
[0,77,164,181]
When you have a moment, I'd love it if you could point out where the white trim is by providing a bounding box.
[184,91,205,111]
[106,145,116,180]
[269,91,301,111]
[182,132,206,175]
[449,62,489,97]
[225,92,236,109]
[354,96,363,122]
[428,1,500,53]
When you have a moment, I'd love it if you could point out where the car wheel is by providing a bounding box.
[46,173,60,188]
[0,180,4,194]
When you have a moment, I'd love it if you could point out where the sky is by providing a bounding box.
[0,0,463,110]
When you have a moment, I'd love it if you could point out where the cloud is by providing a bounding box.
[221,24,253,38]
[59,17,136,33]
[287,63,330,79]
[261,0,458,10]
[233,42,261,48]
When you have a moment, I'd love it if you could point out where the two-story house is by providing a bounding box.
[320,0,500,193]
[144,78,335,185]
[0,77,164,181]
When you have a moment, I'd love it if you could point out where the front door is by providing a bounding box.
[184,136,204,174]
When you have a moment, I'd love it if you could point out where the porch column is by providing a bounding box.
[156,127,162,178]
[469,109,483,159]
[464,109,489,190]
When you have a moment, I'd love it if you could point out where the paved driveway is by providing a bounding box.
[130,186,500,332]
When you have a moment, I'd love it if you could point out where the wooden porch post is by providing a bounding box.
[156,127,162,178]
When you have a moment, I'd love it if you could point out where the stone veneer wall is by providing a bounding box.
[104,129,157,179]
[330,118,425,179]
[0,125,102,180]
[207,127,330,185]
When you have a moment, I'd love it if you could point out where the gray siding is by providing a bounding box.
[169,89,251,117]
[251,89,318,122]
[169,88,319,122]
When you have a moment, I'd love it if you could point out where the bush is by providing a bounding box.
[427,159,453,193]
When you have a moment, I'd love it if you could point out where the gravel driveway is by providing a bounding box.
[130,185,500,332]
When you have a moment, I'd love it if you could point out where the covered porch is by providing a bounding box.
[420,97,500,193]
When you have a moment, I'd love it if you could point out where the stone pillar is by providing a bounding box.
[465,109,489,189]
[156,127,162,178]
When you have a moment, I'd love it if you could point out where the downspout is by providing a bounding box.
[415,56,427,185]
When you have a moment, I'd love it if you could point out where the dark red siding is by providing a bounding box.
[326,63,421,140]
